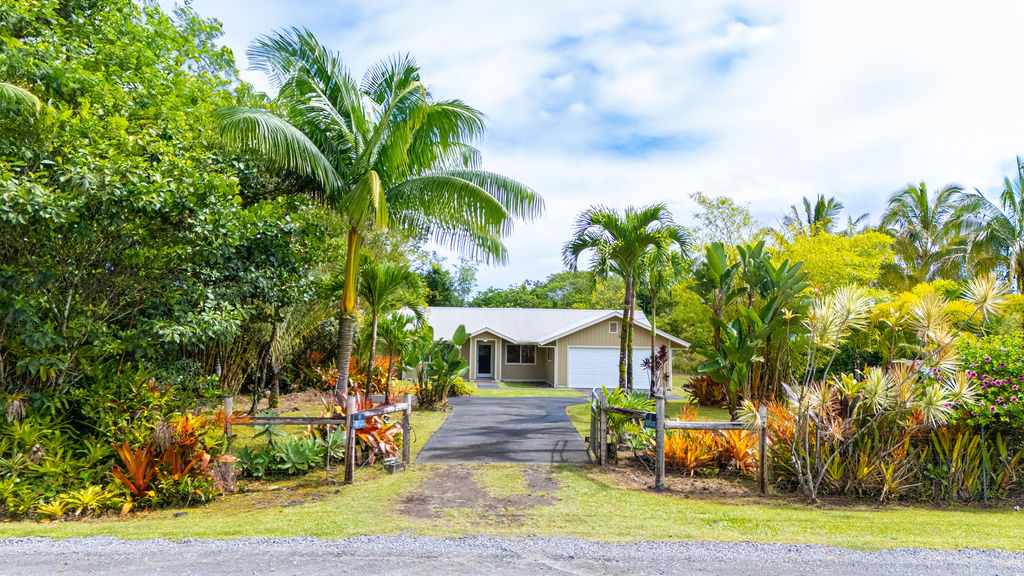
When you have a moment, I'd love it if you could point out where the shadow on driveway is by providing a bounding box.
[416,396,591,464]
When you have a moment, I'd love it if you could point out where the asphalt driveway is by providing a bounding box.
[416,396,590,464]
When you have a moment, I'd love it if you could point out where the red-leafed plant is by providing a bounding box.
[111,443,159,499]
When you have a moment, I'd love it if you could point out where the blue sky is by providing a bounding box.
[177,0,1024,291]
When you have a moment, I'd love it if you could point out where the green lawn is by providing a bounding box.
[5,458,1020,550]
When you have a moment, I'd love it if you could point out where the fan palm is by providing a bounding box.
[563,204,688,390]
[958,158,1024,292]
[636,244,689,393]
[880,182,965,289]
[782,195,845,235]
[357,258,426,398]
[214,28,542,396]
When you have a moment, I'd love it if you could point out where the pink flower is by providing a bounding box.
[1013,385,1019,391]
[984,356,992,362]
[991,406,998,412]
[1012,397,1019,403]
[997,397,1004,404]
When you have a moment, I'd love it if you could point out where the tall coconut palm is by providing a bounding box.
[562,204,687,390]
[377,312,418,401]
[215,29,542,396]
[636,243,689,394]
[958,158,1024,292]
[782,195,845,235]
[357,258,425,398]
[880,182,965,289]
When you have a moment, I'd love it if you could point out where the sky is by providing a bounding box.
[175,0,1024,292]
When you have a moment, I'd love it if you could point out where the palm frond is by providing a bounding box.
[0,82,40,115]
[212,106,342,194]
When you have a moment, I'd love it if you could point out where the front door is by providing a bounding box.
[477,342,493,378]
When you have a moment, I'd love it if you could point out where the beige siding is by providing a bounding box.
[555,319,673,387]
[468,331,502,380]
[498,341,548,382]
[543,346,555,384]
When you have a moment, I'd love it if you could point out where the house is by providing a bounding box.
[424,307,689,389]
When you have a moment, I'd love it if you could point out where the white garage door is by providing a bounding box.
[567,347,653,389]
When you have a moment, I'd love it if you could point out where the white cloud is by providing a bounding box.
[179,0,1024,290]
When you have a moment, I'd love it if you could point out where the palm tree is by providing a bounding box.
[636,243,689,394]
[782,195,845,235]
[840,213,871,237]
[357,258,425,398]
[880,182,965,289]
[959,157,1024,292]
[377,312,418,401]
[562,204,687,390]
[215,29,542,397]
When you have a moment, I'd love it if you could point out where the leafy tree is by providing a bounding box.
[0,1,326,391]
[563,204,687,390]
[470,271,624,309]
[880,183,966,289]
[214,28,542,396]
[658,283,713,354]
[775,230,894,294]
[421,258,477,306]
[689,191,758,247]
[358,258,425,397]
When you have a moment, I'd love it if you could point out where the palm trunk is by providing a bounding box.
[1015,249,1024,295]
[627,281,636,392]
[385,353,395,403]
[365,312,379,400]
[618,276,631,389]
[650,296,658,396]
[334,227,362,398]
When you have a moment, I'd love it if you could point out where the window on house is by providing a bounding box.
[609,321,619,334]
[506,344,536,365]
[547,348,552,362]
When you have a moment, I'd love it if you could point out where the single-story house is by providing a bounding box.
[424,307,689,389]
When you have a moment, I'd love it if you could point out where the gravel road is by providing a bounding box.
[1,536,1020,576]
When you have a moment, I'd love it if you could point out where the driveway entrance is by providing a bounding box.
[416,397,590,464]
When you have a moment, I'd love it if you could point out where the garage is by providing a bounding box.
[566,346,653,389]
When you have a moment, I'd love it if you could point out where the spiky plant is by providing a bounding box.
[962,273,1010,324]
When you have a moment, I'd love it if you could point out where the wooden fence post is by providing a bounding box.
[344,396,357,485]
[599,393,608,467]
[655,387,665,491]
[223,395,233,442]
[758,405,768,495]
[402,392,412,466]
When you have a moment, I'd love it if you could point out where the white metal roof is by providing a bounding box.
[425,307,689,347]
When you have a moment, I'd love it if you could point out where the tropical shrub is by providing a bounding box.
[449,377,475,398]
[958,334,1024,433]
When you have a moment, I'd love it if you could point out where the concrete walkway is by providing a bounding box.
[416,396,590,464]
